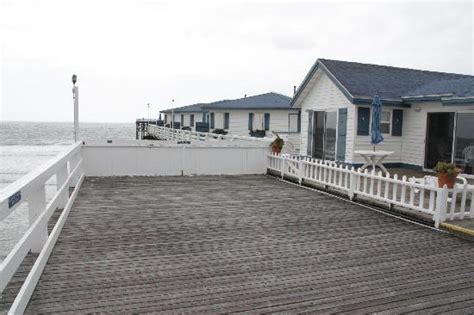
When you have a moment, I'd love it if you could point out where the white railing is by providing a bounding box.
[268,153,474,227]
[0,142,84,314]
[148,125,272,143]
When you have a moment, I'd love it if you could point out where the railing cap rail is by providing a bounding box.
[0,142,82,201]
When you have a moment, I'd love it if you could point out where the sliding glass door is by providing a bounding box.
[425,112,474,175]
[453,113,474,175]
[313,112,325,159]
[425,113,455,169]
[311,111,337,160]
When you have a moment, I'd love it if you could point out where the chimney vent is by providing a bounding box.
[293,85,297,96]
[244,94,247,98]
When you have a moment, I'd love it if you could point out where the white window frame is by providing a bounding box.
[380,110,391,135]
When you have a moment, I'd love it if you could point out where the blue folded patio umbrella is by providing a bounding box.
[371,95,384,150]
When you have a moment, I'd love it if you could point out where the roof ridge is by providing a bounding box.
[318,58,474,78]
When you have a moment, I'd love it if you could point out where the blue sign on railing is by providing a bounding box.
[8,191,21,208]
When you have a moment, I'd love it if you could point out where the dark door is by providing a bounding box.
[425,112,455,169]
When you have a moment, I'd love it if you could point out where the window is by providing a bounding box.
[210,112,215,129]
[288,113,299,132]
[190,114,194,127]
[380,110,391,134]
[264,113,270,131]
[357,107,370,135]
[224,113,230,129]
[248,113,254,130]
[181,114,184,127]
[202,112,206,122]
[453,113,474,175]
[164,114,167,124]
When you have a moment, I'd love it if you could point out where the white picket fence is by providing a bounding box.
[0,142,84,314]
[268,153,474,227]
[148,125,272,143]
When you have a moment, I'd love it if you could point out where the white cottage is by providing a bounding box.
[161,92,301,152]
[292,59,474,176]
[161,103,206,130]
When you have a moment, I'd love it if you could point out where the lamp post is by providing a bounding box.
[171,99,175,129]
[72,74,79,142]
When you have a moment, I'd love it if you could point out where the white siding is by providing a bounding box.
[209,109,297,136]
[298,71,355,163]
[401,102,474,168]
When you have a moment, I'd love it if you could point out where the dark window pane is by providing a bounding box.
[324,111,337,160]
[380,123,390,134]
[454,113,474,175]
[264,113,270,131]
[224,113,230,129]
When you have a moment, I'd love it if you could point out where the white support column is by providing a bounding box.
[27,185,48,253]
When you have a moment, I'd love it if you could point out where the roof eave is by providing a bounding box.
[201,107,298,111]
[352,97,409,107]
[442,96,474,106]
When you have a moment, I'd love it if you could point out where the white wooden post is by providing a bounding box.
[348,167,356,200]
[434,185,448,228]
[281,155,285,179]
[27,185,48,253]
[298,158,304,185]
[56,163,69,209]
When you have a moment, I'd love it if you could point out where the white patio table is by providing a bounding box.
[354,150,394,174]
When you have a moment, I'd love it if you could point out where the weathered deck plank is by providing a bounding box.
[24,175,474,313]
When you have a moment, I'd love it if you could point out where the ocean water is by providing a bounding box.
[0,121,135,260]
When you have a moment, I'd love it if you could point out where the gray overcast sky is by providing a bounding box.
[0,0,473,122]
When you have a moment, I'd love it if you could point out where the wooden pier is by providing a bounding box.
[8,175,474,313]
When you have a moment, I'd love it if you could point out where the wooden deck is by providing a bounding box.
[22,175,474,313]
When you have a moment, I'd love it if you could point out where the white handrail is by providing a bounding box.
[147,125,272,143]
[0,142,85,313]
[268,153,474,227]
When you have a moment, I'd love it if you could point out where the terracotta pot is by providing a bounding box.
[437,172,458,189]
[272,146,282,154]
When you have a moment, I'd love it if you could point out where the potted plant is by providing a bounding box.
[270,133,284,154]
[434,162,460,188]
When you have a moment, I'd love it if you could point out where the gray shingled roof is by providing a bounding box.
[161,103,207,114]
[201,93,293,110]
[293,59,474,106]
[162,92,293,113]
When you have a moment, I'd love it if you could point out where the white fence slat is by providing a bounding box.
[266,154,474,226]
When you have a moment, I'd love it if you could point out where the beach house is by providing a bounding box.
[161,103,206,130]
[292,59,474,175]
[161,92,301,152]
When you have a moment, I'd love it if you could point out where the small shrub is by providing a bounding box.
[434,162,459,178]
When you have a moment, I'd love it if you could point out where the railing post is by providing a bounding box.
[27,185,48,253]
[298,158,304,185]
[56,163,69,209]
[434,185,448,228]
[349,167,356,200]
[281,154,285,179]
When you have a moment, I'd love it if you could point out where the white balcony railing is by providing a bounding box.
[0,142,84,313]
[148,125,272,143]
[268,153,474,227]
